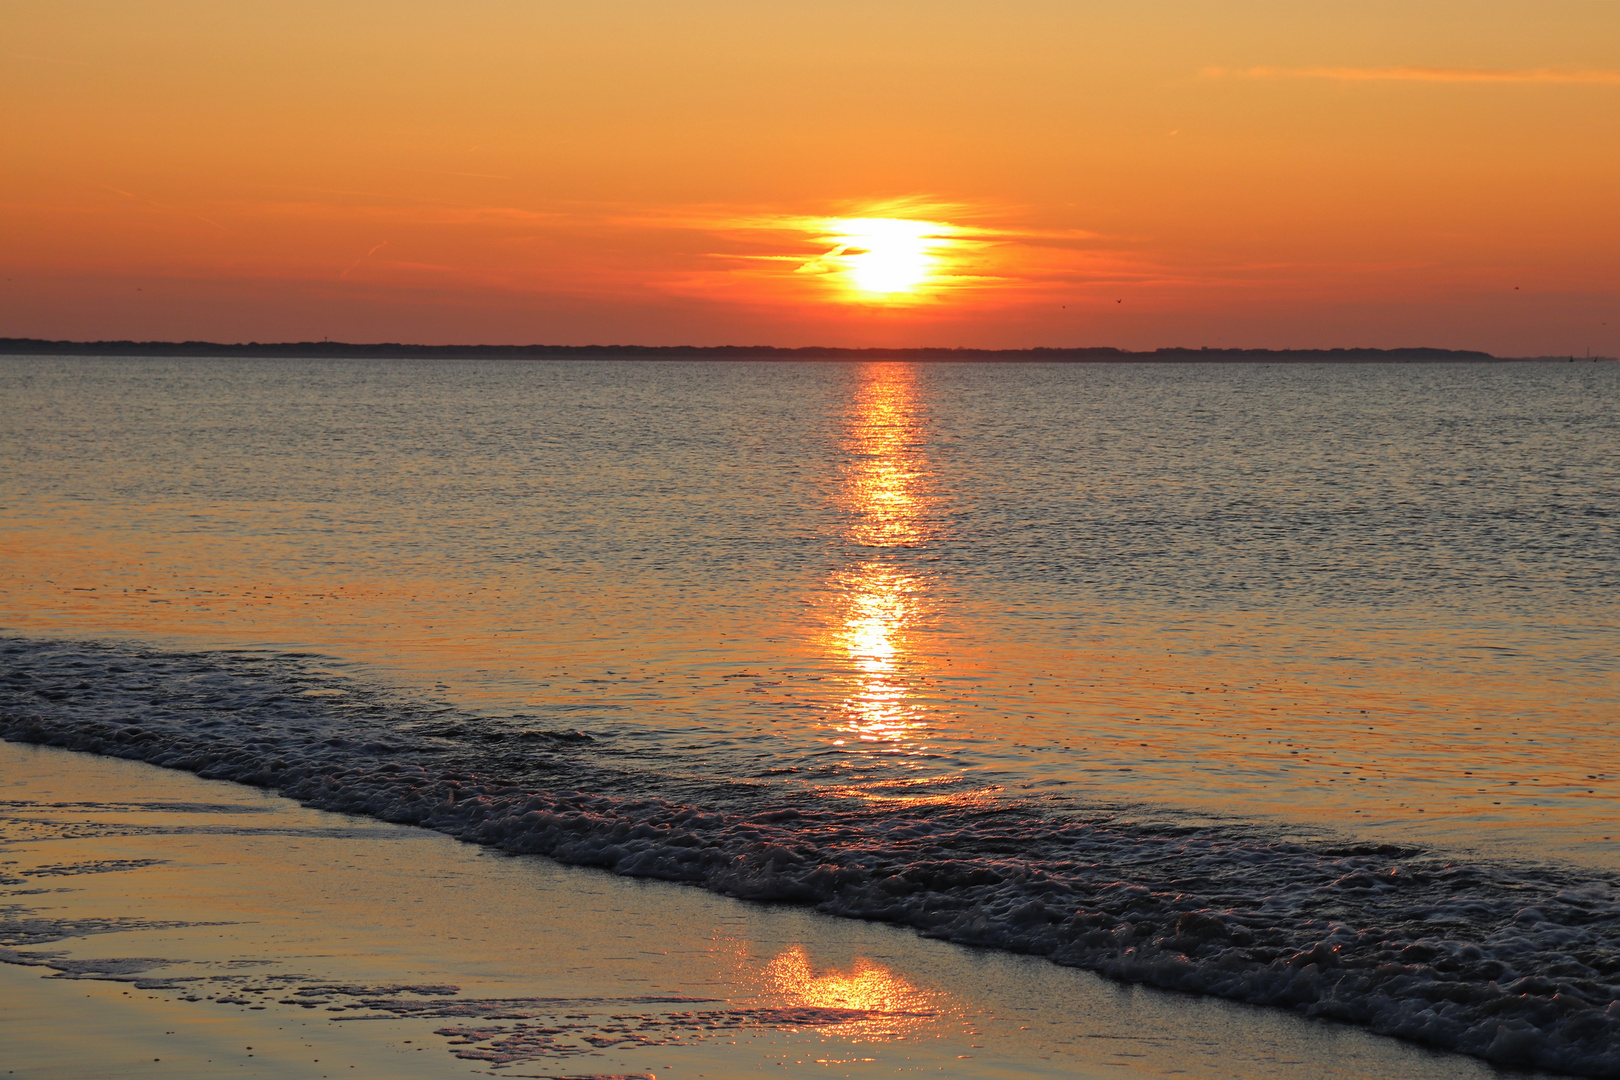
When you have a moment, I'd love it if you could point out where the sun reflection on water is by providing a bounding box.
[828,364,937,748]
[842,362,927,549]
[835,562,924,743]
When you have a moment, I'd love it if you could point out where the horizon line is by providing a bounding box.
[2,338,1614,362]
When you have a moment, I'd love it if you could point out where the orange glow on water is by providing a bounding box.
[4,359,1617,864]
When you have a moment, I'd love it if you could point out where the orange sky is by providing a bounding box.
[4,1,1618,352]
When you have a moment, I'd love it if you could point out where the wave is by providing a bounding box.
[3,636,1616,1076]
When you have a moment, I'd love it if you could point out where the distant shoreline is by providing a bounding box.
[1,338,1611,362]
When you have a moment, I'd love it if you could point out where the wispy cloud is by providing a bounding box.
[1204,66,1620,85]
[610,204,1101,249]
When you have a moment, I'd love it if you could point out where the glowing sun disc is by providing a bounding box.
[828,217,938,295]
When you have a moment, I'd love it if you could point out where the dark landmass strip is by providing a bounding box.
[0,337,1549,362]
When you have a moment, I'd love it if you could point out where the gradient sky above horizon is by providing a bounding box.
[4,1,1618,352]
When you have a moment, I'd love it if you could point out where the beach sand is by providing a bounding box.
[0,741,1529,1080]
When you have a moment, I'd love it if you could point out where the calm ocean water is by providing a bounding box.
[3,356,1617,1072]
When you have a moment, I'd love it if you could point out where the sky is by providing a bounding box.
[4,0,1618,352]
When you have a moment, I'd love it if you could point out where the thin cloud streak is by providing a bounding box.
[1205,65,1620,85]
[611,207,1101,246]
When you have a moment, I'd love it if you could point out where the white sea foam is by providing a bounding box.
[3,637,1617,1077]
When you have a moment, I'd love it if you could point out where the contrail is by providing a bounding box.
[340,241,389,279]
[84,180,230,231]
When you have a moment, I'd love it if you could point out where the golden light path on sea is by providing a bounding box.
[830,363,934,747]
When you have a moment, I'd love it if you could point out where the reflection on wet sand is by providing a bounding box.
[828,364,939,750]
[760,945,943,1041]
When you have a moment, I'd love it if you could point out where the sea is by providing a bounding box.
[2,355,1616,1074]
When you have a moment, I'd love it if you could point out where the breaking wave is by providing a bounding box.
[3,636,1617,1076]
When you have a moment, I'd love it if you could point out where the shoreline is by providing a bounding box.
[0,739,1525,1080]
[3,637,1617,1077]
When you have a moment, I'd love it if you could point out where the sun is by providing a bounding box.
[799,217,950,298]
[835,218,936,294]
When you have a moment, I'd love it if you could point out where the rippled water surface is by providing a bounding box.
[2,356,1616,863]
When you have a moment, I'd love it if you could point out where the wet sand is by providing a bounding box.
[0,741,1535,1080]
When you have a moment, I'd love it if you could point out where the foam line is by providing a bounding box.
[3,637,1616,1076]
